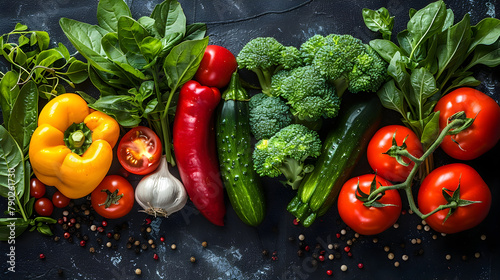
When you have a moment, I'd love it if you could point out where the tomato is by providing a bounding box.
[35,198,54,216]
[52,191,70,208]
[194,45,238,88]
[337,174,402,235]
[434,87,500,160]
[91,175,135,219]
[367,125,423,183]
[30,178,46,199]
[417,163,491,234]
[117,126,162,175]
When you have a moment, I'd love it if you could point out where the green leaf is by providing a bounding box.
[436,14,472,78]
[66,60,89,84]
[140,37,163,62]
[407,0,447,52]
[33,31,50,51]
[14,48,27,66]
[117,16,148,55]
[0,218,29,241]
[377,80,406,117]
[369,39,401,63]
[469,17,500,52]
[137,81,155,102]
[465,40,500,70]
[0,71,20,125]
[23,161,31,207]
[151,0,187,37]
[90,95,142,127]
[138,16,161,38]
[97,0,132,32]
[388,51,411,92]
[362,7,394,40]
[164,37,208,91]
[14,23,28,31]
[420,111,440,148]
[88,67,118,96]
[0,125,25,200]
[442,9,455,32]
[184,23,207,41]
[396,30,412,57]
[409,67,437,109]
[7,81,38,153]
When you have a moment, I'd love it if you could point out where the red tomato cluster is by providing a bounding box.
[31,178,71,216]
[338,88,497,235]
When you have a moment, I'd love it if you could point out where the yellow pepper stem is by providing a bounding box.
[69,130,86,148]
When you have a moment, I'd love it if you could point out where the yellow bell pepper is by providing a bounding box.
[29,93,120,199]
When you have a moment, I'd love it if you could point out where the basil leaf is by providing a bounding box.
[66,60,89,84]
[97,0,132,32]
[409,67,437,109]
[396,30,412,57]
[151,0,187,37]
[469,17,500,52]
[90,95,142,127]
[88,67,117,96]
[101,32,126,63]
[164,37,208,91]
[407,1,447,52]
[184,23,207,41]
[0,125,25,200]
[117,16,148,55]
[369,39,401,63]
[377,80,406,117]
[420,111,440,148]
[362,7,394,40]
[8,81,38,153]
[0,71,19,125]
[388,52,411,93]
[138,16,161,38]
[0,218,29,241]
[140,37,163,62]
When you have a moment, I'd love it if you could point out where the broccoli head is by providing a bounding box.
[270,65,341,122]
[301,34,388,96]
[249,93,293,140]
[236,37,285,95]
[252,124,322,190]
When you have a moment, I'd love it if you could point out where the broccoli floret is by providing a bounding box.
[249,93,293,140]
[236,37,285,96]
[252,124,322,190]
[270,65,341,123]
[302,34,388,96]
[280,46,304,70]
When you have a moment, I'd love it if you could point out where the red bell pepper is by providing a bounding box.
[194,45,238,89]
[173,80,225,226]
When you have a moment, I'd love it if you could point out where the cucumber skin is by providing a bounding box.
[216,99,265,226]
[288,96,382,227]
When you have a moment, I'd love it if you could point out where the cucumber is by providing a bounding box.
[287,96,382,227]
[216,72,265,226]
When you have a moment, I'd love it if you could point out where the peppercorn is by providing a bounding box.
[75,232,82,239]
[106,242,112,248]
[128,237,135,243]
[39,253,46,260]
[151,244,156,249]
[96,238,102,245]
[145,218,152,225]
[190,256,196,263]
[160,237,165,242]
[63,210,69,216]
[62,224,69,231]
[107,232,113,239]
[63,232,70,239]
[75,223,81,229]
[146,227,152,233]
[102,220,108,227]
[80,240,86,247]
[134,240,140,246]
[57,218,63,224]
[262,250,269,256]
[341,265,348,272]
[84,210,90,216]
[54,236,60,242]
[326,270,333,276]
[297,250,304,257]
[141,244,148,250]
[82,234,89,241]
[126,243,133,249]
[114,233,121,241]
[90,225,97,232]
[148,239,154,245]
[171,244,177,250]
[135,268,142,275]
[89,247,95,254]
[153,253,159,260]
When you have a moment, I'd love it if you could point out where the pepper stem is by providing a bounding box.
[69,130,85,148]
[64,122,93,155]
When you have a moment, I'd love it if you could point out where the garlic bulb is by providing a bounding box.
[135,156,187,217]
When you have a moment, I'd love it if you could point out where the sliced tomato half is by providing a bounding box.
[117,126,162,175]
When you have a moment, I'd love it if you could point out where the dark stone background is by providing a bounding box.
[1,0,499,279]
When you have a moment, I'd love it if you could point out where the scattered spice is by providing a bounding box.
[298,234,305,241]
[202,241,208,248]
[190,256,196,263]
[340,264,347,272]
[106,242,112,248]
[135,268,142,275]
[171,244,177,250]
[153,253,159,260]
[89,247,95,254]
[160,237,165,242]
[39,253,46,260]
[102,220,108,227]
[326,269,333,276]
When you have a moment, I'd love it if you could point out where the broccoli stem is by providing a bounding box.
[279,157,310,190]
[332,76,349,98]
[252,68,274,96]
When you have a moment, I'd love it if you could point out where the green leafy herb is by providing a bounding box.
[60,0,208,165]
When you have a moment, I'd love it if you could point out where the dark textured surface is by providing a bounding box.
[1,0,499,279]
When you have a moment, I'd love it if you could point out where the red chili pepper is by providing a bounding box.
[194,45,237,89]
[173,80,225,226]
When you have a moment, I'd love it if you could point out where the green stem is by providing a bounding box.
[15,194,28,221]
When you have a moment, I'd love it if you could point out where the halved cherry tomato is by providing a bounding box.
[434,87,500,160]
[194,45,238,88]
[117,126,162,175]
[418,163,491,234]
[35,198,54,217]
[367,125,423,182]
[30,178,46,199]
[91,175,134,219]
[337,174,401,235]
[52,191,71,208]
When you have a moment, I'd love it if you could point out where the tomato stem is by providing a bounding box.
[366,111,474,220]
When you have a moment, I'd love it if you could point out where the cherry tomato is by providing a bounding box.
[34,198,54,216]
[52,191,71,208]
[418,163,491,234]
[434,87,500,160]
[337,174,402,235]
[30,178,46,199]
[91,175,134,219]
[194,45,238,88]
[367,125,423,182]
[117,126,162,175]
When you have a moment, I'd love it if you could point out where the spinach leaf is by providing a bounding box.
[66,60,89,84]
[0,125,25,200]
[369,39,401,63]
[409,67,437,111]
[97,0,132,32]
[377,79,406,117]
[0,218,29,241]
[8,81,38,153]
[90,95,142,127]
[420,111,441,148]
[469,17,500,52]
[117,16,149,55]
[465,40,500,70]
[0,71,19,125]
